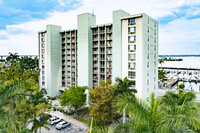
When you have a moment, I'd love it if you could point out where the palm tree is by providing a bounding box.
[6,52,20,64]
[116,93,160,132]
[158,58,164,67]
[112,77,137,123]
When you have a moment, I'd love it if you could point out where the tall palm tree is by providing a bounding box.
[116,93,160,132]
[112,77,137,123]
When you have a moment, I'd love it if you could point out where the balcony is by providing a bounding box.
[100,44,105,47]
[107,50,112,54]
[100,65,105,67]
[93,44,98,48]
[93,57,98,61]
[107,37,112,40]
[93,70,98,74]
[71,40,75,43]
[100,71,105,74]
[93,51,98,54]
[93,38,98,41]
[107,57,112,61]
[128,41,136,43]
[93,64,98,67]
[107,43,112,47]
[100,51,105,54]
[128,31,136,34]
[107,65,112,68]
[100,30,105,34]
[93,76,98,80]
[100,38,105,41]
[93,31,98,35]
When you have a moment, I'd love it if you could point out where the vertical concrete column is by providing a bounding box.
[77,13,96,87]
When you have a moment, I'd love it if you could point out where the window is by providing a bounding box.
[147,53,149,59]
[41,33,45,37]
[147,27,149,33]
[128,54,136,61]
[147,88,149,93]
[154,22,156,27]
[129,27,136,33]
[42,54,45,59]
[154,53,156,59]
[154,69,156,74]
[42,76,45,80]
[128,45,136,51]
[154,61,156,67]
[128,36,136,42]
[147,36,149,42]
[42,43,45,48]
[148,45,149,50]
[42,49,45,53]
[42,65,45,69]
[154,46,156,51]
[154,30,156,35]
[154,77,156,81]
[128,71,135,77]
[154,38,156,43]
[42,81,45,86]
[147,71,149,76]
[148,18,149,24]
[129,18,135,24]
[42,60,45,64]
[128,62,136,70]
[147,62,149,68]
[42,71,45,75]
[147,80,149,85]
[41,38,45,42]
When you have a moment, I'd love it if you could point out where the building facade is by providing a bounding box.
[38,10,158,100]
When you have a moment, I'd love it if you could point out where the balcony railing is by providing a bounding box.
[93,57,98,61]
[93,51,98,54]
[107,43,112,47]
[107,50,112,54]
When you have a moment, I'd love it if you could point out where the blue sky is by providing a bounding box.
[0,0,200,55]
[0,0,81,29]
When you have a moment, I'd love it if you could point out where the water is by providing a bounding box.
[159,57,200,69]
[159,56,200,92]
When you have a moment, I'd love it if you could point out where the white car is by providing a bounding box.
[48,116,62,125]
[56,121,71,130]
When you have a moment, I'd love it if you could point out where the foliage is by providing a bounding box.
[179,83,185,89]
[0,53,44,133]
[159,58,183,62]
[60,86,87,113]
[89,80,119,125]
[112,77,136,97]
[158,69,167,82]
[115,90,200,133]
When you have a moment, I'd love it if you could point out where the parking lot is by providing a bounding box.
[40,123,87,133]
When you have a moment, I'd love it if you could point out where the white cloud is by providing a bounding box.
[0,0,200,55]
[159,18,200,54]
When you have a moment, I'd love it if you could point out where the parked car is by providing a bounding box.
[48,116,62,125]
[56,121,71,130]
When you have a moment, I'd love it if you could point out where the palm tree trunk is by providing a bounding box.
[123,108,126,123]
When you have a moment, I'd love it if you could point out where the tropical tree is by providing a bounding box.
[89,80,118,125]
[112,77,136,123]
[158,58,164,67]
[158,89,200,132]
[117,93,161,132]
[158,69,167,83]
[60,86,87,113]
[6,52,20,64]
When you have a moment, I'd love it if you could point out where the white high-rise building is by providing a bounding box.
[38,10,158,100]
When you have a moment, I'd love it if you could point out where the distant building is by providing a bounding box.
[38,10,159,101]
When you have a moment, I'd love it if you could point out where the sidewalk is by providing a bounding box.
[49,111,90,131]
